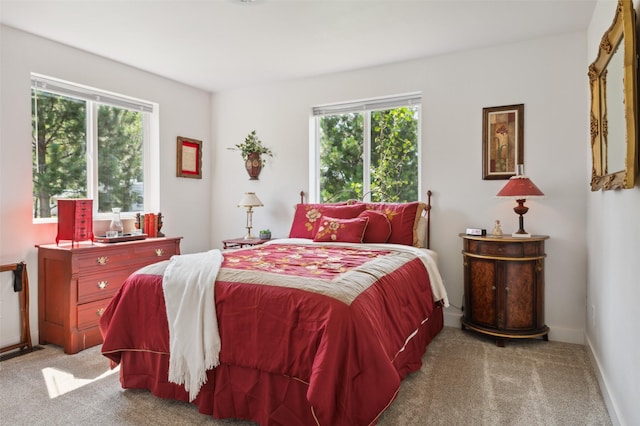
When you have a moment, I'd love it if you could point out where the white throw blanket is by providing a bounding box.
[162,249,223,402]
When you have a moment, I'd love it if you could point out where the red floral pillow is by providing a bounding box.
[289,203,366,239]
[358,210,392,243]
[362,201,426,246]
[313,216,369,243]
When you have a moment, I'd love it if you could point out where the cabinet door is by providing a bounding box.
[503,260,535,330]
[467,257,498,328]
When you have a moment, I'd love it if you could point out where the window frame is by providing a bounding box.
[310,93,422,203]
[31,74,160,223]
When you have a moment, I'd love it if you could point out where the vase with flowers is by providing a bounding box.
[229,130,274,180]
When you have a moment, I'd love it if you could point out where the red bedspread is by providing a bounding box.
[100,242,443,425]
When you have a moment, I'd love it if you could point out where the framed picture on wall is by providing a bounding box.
[176,136,202,179]
[482,104,524,180]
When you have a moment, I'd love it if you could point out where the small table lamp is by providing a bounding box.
[496,168,544,238]
[238,192,263,239]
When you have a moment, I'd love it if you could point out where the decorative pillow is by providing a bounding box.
[358,210,392,243]
[363,201,426,246]
[288,203,365,239]
[313,216,369,243]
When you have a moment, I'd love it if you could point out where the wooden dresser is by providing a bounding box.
[37,237,181,354]
[460,234,549,346]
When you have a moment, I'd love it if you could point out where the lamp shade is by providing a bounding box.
[496,175,544,199]
[238,192,263,207]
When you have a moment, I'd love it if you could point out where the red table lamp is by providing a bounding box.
[496,169,544,237]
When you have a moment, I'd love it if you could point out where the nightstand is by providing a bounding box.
[459,233,549,346]
[222,237,269,249]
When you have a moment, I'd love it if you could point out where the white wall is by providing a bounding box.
[585,1,640,425]
[212,32,589,344]
[0,26,213,346]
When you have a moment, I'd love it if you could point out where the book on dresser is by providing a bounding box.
[37,237,182,354]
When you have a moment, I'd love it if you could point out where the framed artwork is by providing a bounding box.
[482,104,524,180]
[176,136,202,179]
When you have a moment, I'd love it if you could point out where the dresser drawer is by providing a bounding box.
[75,239,178,272]
[71,200,91,241]
[77,268,132,304]
[77,298,110,330]
[466,239,545,258]
[131,240,179,263]
[467,240,522,257]
[77,249,136,271]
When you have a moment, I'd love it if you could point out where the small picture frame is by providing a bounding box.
[482,104,524,180]
[176,136,202,179]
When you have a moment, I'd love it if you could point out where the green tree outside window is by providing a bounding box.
[32,88,144,219]
[318,106,419,203]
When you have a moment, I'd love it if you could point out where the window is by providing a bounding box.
[31,74,158,220]
[311,93,421,203]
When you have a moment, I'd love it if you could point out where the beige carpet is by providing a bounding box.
[0,327,611,425]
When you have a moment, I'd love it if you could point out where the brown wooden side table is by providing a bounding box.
[459,233,549,347]
[222,237,269,249]
[0,261,33,354]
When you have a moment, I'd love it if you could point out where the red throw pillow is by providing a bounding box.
[312,216,369,243]
[358,210,392,243]
[311,204,367,236]
[363,201,426,246]
[289,203,365,239]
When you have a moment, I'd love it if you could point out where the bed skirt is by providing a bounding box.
[116,304,443,425]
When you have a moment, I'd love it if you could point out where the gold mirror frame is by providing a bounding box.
[588,0,638,191]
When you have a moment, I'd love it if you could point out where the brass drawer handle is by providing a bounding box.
[96,307,105,317]
[97,256,108,265]
[155,248,164,256]
[97,281,108,290]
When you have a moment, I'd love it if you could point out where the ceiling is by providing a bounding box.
[0,0,597,92]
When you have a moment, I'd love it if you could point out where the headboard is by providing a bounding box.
[298,190,433,250]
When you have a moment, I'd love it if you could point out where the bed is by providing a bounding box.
[99,192,448,425]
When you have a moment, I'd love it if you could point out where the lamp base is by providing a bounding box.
[511,232,531,238]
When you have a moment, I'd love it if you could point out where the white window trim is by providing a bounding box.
[312,92,421,116]
[31,74,159,223]
[310,93,422,203]
[31,74,154,113]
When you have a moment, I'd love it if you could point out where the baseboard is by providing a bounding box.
[443,310,584,345]
[545,325,584,344]
[443,310,462,328]
[585,333,621,426]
